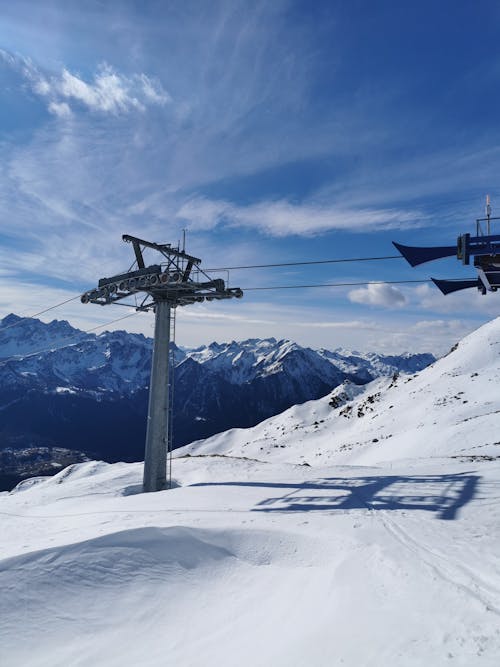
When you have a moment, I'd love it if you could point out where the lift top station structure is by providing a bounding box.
[81,234,243,492]
[393,197,500,295]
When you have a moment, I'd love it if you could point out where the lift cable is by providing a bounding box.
[82,312,141,334]
[0,255,402,331]
[242,279,432,291]
[0,253,431,334]
[0,276,434,340]
[206,254,403,271]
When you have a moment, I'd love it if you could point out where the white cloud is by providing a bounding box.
[58,65,143,113]
[348,282,408,308]
[289,320,367,329]
[177,198,232,231]
[32,77,51,96]
[2,52,170,117]
[139,74,171,105]
[411,283,500,316]
[48,101,71,118]
[413,319,464,331]
[176,197,424,236]
[0,49,16,66]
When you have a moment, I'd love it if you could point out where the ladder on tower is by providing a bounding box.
[167,307,176,489]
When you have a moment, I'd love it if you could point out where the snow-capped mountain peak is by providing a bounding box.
[0,313,87,359]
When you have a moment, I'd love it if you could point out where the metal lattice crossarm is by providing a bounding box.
[81,234,243,309]
[80,233,244,493]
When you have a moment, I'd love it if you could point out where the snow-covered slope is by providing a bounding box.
[182,316,500,465]
[1,318,500,666]
[1,455,499,666]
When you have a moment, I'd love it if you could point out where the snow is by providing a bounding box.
[1,318,500,666]
[1,456,499,666]
[55,386,77,394]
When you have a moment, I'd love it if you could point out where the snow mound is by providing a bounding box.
[10,460,145,502]
[0,524,326,667]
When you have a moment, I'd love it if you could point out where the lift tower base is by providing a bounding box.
[143,300,171,492]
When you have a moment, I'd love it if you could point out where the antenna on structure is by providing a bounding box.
[81,234,243,493]
[182,229,186,253]
[486,194,492,234]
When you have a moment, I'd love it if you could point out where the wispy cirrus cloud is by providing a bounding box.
[176,196,425,237]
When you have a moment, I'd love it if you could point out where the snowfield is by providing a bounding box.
[1,318,500,666]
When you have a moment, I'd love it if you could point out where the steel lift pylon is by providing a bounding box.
[81,234,243,492]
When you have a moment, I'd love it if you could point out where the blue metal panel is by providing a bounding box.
[431,278,479,295]
[392,242,457,267]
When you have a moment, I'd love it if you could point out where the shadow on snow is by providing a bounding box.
[191,473,479,520]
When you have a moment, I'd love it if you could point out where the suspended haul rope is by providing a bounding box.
[0,253,430,334]
[0,254,408,330]
[207,254,403,271]
[0,277,432,337]
[243,279,432,291]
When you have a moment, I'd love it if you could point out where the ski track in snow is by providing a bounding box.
[346,473,500,616]
[381,513,500,616]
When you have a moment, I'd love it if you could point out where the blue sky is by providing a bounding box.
[1,0,500,354]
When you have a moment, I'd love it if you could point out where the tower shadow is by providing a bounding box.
[191,472,480,520]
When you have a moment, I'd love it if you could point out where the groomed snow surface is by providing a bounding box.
[1,318,500,666]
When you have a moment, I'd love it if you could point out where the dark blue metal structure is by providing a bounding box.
[393,201,500,295]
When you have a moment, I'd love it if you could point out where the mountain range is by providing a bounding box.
[0,313,434,471]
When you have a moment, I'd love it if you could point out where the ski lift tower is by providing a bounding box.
[81,234,243,492]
